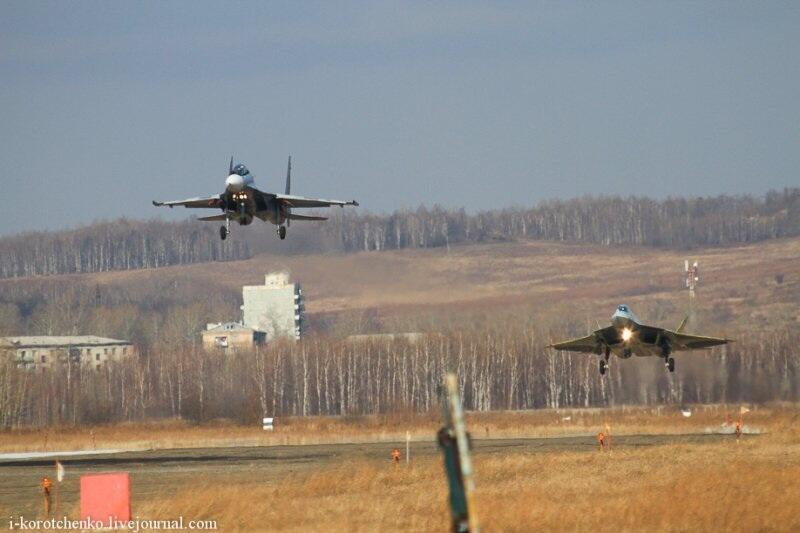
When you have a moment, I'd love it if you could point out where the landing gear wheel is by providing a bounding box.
[278,226,287,240]
[599,359,607,375]
[219,225,229,241]
[667,357,675,373]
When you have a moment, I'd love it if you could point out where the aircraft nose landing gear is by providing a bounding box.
[278,226,287,240]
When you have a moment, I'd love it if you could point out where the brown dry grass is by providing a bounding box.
[7,406,799,531]
[2,403,795,452]
[132,424,800,532]
[3,237,799,333]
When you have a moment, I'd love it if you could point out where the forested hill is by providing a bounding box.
[0,189,798,279]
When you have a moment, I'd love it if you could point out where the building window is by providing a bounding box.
[104,348,108,355]
[86,348,91,355]
[112,347,116,356]
[96,353,100,361]
[96,364,101,371]
[20,350,25,357]
[122,347,128,355]
[215,336,229,348]
[41,355,46,363]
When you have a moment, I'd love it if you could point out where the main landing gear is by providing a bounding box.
[661,345,675,372]
[220,218,231,241]
[599,346,610,375]
[278,225,287,240]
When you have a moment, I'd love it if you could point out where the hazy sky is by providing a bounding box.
[1,2,798,235]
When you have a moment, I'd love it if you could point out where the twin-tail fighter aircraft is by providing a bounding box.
[153,157,359,240]
[548,305,732,375]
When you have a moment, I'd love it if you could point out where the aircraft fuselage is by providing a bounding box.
[606,305,666,359]
[221,187,288,226]
[221,167,289,226]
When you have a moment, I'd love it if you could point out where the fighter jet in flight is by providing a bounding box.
[548,305,732,375]
[153,157,358,240]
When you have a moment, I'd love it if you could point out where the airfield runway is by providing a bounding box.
[0,433,734,517]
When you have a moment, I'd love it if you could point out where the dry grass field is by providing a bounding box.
[2,405,799,531]
[134,436,800,532]
[4,236,798,334]
[108,236,800,318]
[0,404,789,454]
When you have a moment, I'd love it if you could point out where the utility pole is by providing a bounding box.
[685,260,699,325]
[438,373,479,533]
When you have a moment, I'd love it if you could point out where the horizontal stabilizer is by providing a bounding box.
[288,213,328,221]
[153,196,221,209]
[197,214,228,222]
[276,194,358,208]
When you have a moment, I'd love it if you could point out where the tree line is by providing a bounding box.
[0,188,797,279]
[0,219,250,279]
[325,188,800,252]
[2,324,797,429]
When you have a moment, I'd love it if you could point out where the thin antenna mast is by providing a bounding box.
[685,259,699,325]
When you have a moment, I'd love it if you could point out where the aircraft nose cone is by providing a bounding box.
[226,174,244,192]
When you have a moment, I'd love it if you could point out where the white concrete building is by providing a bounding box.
[1,336,135,370]
[242,272,305,341]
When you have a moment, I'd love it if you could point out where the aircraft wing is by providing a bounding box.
[635,322,731,350]
[548,334,598,353]
[664,331,732,350]
[275,194,359,209]
[548,327,618,354]
[153,196,221,209]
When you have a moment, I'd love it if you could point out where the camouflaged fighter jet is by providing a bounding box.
[548,304,732,375]
[153,156,358,240]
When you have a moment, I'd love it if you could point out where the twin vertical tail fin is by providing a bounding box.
[285,156,292,226]
[285,156,291,195]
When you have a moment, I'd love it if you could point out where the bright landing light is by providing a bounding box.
[621,328,633,342]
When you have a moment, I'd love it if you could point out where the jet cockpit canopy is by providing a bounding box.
[232,164,249,176]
